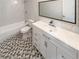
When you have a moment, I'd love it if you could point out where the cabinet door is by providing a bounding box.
[39,37,47,58]
[32,27,41,50]
[46,40,57,59]
[63,0,75,23]
[32,27,47,58]
[38,32,47,58]
[57,48,76,59]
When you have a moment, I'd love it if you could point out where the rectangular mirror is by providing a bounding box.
[39,0,76,24]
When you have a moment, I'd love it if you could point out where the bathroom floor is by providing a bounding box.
[0,33,44,59]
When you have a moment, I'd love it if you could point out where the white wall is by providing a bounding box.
[24,0,38,21]
[0,0,25,27]
[25,0,79,34]
[0,0,25,42]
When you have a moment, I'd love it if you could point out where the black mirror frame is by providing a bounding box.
[38,0,76,24]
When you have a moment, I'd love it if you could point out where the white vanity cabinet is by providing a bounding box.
[42,34,57,59]
[32,21,79,59]
[32,26,47,58]
[32,25,77,59]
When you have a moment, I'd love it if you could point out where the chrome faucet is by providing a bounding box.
[49,20,56,27]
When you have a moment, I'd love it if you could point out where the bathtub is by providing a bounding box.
[0,21,25,43]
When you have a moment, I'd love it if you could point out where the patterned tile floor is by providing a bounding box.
[0,34,45,59]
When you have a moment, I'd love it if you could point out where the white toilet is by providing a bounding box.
[20,26,31,39]
[20,19,35,40]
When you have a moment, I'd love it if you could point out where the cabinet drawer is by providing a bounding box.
[57,48,77,59]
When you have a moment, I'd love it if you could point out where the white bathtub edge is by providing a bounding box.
[0,21,25,43]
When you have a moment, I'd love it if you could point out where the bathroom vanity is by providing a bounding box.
[32,21,79,59]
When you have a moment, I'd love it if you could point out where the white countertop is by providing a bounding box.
[33,21,79,50]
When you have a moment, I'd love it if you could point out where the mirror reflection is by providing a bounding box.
[39,0,76,24]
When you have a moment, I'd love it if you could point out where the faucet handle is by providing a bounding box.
[49,20,53,24]
[49,20,56,27]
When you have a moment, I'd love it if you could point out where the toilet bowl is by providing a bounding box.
[20,19,35,39]
[20,26,31,39]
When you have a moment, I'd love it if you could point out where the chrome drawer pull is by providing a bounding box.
[44,41,47,48]
[61,56,66,59]
[43,34,50,39]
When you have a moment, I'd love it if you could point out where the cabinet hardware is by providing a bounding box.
[43,34,50,40]
[44,41,47,48]
[61,56,65,59]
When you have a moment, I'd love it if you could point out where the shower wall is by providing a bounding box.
[24,0,38,21]
[0,0,25,27]
[0,0,25,42]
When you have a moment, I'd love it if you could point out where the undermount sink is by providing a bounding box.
[45,25,57,33]
[43,21,57,33]
[34,20,57,33]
